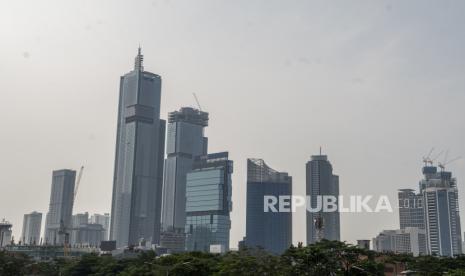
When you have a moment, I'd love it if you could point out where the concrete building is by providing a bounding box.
[161,107,208,249]
[90,213,110,240]
[306,154,340,244]
[185,152,233,253]
[110,48,166,248]
[420,166,462,256]
[0,219,13,247]
[242,159,292,254]
[44,169,76,245]
[357,240,370,250]
[71,213,105,246]
[372,228,427,256]
[21,211,42,245]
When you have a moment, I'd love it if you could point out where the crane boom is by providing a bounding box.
[192,93,202,111]
[74,166,84,202]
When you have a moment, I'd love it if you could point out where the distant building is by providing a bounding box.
[110,48,166,248]
[372,228,427,257]
[185,152,233,253]
[21,211,42,245]
[161,107,208,250]
[420,166,462,256]
[44,169,76,245]
[398,189,425,230]
[306,154,340,244]
[243,159,292,254]
[357,240,370,250]
[72,213,89,228]
[0,219,13,247]
[90,213,110,240]
[71,213,105,246]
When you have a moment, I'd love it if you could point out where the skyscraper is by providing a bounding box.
[21,211,42,245]
[110,48,166,248]
[243,159,292,254]
[160,107,208,251]
[185,152,233,252]
[306,154,340,244]
[44,169,76,245]
[420,166,462,256]
[398,189,425,230]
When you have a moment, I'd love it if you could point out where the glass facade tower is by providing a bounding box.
[110,48,166,248]
[306,154,340,244]
[44,169,76,245]
[161,107,208,233]
[420,166,462,256]
[243,159,292,254]
[184,152,233,252]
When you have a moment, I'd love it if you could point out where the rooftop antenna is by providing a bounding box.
[320,146,322,155]
[192,93,202,111]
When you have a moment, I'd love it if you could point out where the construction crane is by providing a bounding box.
[74,166,84,202]
[192,93,202,111]
[422,148,435,166]
[438,156,461,171]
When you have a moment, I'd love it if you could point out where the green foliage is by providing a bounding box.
[2,241,465,275]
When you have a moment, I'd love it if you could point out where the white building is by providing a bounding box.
[373,227,427,256]
[0,219,13,247]
[21,211,42,245]
[90,213,110,240]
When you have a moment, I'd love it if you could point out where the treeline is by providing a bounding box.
[1,240,465,275]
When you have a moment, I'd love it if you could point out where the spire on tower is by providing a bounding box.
[134,46,144,71]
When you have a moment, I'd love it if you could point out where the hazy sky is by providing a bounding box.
[1,0,465,247]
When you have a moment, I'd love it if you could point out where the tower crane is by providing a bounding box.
[192,93,203,111]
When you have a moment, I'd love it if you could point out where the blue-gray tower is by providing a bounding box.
[243,159,292,254]
[110,48,166,248]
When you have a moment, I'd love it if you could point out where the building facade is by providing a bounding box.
[243,159,292,254]
[21,211,42,245]
[306,154,340,244]
[373,228,427,257]
[90,213,110,240]
[110,48,166,248]
[398,189,425,230]
[44,169,76,245]
[184,152,233,252]
[420,166,462,256]
[161,107,208,234]
[0,219,13,247]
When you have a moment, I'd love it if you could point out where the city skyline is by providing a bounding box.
[2,0,465,248]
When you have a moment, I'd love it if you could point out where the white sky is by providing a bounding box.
[1,0,465,247]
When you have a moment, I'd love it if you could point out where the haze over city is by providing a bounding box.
[1,0,465,250]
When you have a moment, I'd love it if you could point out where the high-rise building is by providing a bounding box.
[372,228,427,257]
[398,189,425,230]
[110,48,166,248]
[44,169,76,245]
[71,212,105,246]
[242,159,292,254]
[420,166,462,256]
[0,219,12,248]
[161,107,208,234]
[21,211,42,245]
[306,154,340,244]
[185,152,233,252]
[90,213,110,240]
